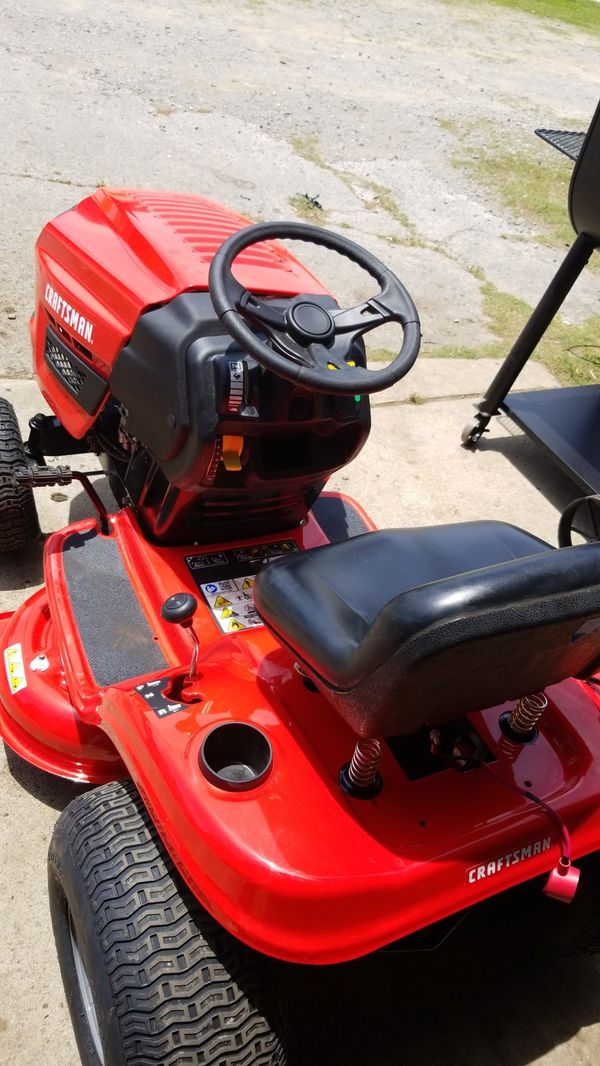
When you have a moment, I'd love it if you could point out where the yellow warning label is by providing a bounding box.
[228,619,246,632]
[3,643,26,695]
[214,595,232,608]
[242,577,255,590]
[220,607,236,619]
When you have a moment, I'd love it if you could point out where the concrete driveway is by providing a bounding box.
[1,2,600,1064]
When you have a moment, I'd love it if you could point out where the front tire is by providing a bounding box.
[48,780,287,1066]
[0,397,39,551]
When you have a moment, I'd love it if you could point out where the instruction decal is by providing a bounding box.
[135,679,183,719]
[184,540,300,635]
[3,643,27,694]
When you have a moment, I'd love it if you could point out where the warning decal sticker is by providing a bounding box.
[200,575,261,633]
[3,643,27,694]
[184,540,300,635]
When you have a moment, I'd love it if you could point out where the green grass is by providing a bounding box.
[290,133,413,232]
[461,0,600,35]
[367,346,397,362]
[288,193,327,222]
[290,130,600,385]
[450,121,574,248]
[433,280,600,386]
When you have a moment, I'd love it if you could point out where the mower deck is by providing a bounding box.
[4,498,600,963]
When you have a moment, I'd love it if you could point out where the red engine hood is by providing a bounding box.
[39,187,328,324]
[32,188,329,436]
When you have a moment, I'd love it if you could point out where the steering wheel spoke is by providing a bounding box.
[331,299,385,335]
[239,293,287,332]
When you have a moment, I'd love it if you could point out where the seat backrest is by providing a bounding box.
[308,543,600,738]
[569,96,600,243]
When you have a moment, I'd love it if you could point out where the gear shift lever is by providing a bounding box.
[161,593,200,682]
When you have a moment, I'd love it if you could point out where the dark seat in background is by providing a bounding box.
[254,521,600,737]
[466,96,600,489]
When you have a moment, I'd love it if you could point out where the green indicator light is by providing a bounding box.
[354,395,361,403]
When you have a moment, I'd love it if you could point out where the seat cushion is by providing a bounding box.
[254,520,600,736]
[254,521,552,689]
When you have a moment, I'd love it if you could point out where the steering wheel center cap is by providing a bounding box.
[287,301,334,344]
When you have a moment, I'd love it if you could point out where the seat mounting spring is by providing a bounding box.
[509,692,548,736]
[347,738,382,790]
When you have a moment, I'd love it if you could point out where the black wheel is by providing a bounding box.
[0,397,39,550]
[48,780,287,1066]
[461,416,485,448]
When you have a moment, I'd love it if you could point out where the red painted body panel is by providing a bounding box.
[0,591,125,782]
[32,188,329,437]
[4,498,600,963]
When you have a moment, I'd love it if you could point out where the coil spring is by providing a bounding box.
[509,692,548,735]
[347,738,382,790]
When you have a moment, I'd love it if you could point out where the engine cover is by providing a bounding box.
[31,188,371,543]
[32,187,329,438]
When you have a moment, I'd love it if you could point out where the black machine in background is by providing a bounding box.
[463,98,600,494]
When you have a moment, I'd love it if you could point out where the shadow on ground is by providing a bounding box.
[479,423,583,529]
[3,743,89,811]
[285,930,600,1065]
[0,537,45,592]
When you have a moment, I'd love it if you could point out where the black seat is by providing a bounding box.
[254,521,600,737]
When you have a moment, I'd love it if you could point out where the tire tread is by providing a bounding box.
[52,780,286,1066]
[0,397,39,550]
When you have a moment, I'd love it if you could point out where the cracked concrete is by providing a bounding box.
[1,0,599,375]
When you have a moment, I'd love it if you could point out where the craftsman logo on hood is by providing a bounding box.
[44,283,94,344]
[467,836,551,884]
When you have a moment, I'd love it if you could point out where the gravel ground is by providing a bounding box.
[1,2,600,1064]
[1,0,599,377]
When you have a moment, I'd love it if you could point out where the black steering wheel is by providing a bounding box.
[208,221,421,395]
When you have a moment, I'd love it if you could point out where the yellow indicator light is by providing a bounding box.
[327,362,338,371]
[347,359,356,367]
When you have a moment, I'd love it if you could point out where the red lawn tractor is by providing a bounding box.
[1,125,600,1065]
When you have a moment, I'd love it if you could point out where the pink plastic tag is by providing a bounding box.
[543,857,580,903]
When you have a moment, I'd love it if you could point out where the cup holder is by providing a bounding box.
[200,723,272,792]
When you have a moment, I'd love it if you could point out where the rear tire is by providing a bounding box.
[48,779,287,1066]
[0,397,39,551]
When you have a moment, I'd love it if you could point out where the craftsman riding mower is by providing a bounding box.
[2,172,600,1066]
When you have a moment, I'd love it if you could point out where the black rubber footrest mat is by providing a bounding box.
[310,495,369,542]
[535,129,585,162]
[62,530,167,686]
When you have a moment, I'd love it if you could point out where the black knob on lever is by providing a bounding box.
[161,593,198,628]
[162,593,200,683]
